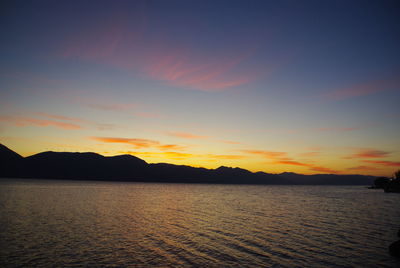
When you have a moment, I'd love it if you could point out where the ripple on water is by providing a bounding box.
[0,181,399,267]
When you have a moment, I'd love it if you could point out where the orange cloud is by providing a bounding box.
[168,132,208,139]
[0,115,82,130]
[157,144,188,151]
[119,151,195,160]
[241,150,288,159]
[93,136,188,152]
[206,154,246,160]
[309,166,340,174]
[243,149,338,174]
[35,112,86,123]
[163,152,195,159]
[92,137,159,148]
[274,159,340,174]
[351,149,391,158]
[363,160,400,167]
[275,160,311,167]
[322,75,400,101]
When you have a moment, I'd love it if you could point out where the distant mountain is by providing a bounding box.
[278,172,375,185]
[0,143,375,185]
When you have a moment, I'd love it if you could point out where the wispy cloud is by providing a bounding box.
[168,132,208,139]
[243,149,339,174]
[348,149,391,159]
[76,98,136,112]
[92,136,189,152]
[299,151,320,157]
[322,75,400,101]
[317,126,362,132]
[363,160,400,167]
[145,53,255,91]
[241,150,288,159]
[92,137,160,149]
[157,144,188,151]
[218,140,241,145]
[34,112,85,123]
[309,166,340,174]
[0,115,82,130]
[120,150,246,161]
[275,160,310,167]
[58,14,258,92]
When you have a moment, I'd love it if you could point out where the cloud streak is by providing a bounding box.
[363,160,400,167]
[0,115,82,130]
[92,136,190,152]
[92,137,160,149]
[241,150,288,159]
[168,132,208,139]
[350,149,391,159]
[58,15,257,91]
[120,150,246,161]
[243,149,339,174]
[322,75,400,101]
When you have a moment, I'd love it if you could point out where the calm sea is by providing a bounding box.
[0,179,399,267]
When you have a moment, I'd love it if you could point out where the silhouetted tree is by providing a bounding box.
[394,170,400,180]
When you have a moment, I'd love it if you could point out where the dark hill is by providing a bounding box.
[0,143,23,162]
[0,143,24,177]
[0,143,375,185]
[24,151,148,180]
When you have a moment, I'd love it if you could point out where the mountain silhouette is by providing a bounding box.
[0,143,375,185]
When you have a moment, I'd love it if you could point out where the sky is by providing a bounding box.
[0,0,399,176]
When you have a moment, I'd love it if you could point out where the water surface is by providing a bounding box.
[1,179,399,267]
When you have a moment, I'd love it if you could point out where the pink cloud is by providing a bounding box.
[0,115,82,130]
[58,15,258,92]
[92,137,160,149]
[168,132,208,139]
[34,112,85,123]
[322,75,400,101]
[92,136,189,152]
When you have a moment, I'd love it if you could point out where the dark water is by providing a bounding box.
[0,179,399,267]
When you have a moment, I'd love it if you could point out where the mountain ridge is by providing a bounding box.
[0,143,375,185]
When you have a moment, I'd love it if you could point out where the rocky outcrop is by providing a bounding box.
[389,229,400,258]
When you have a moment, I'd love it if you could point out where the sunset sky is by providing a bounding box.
[1,0,399,176]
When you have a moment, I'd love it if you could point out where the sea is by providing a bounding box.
[0,179,399,267]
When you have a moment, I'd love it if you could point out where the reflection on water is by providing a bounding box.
[0,179,399,267]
